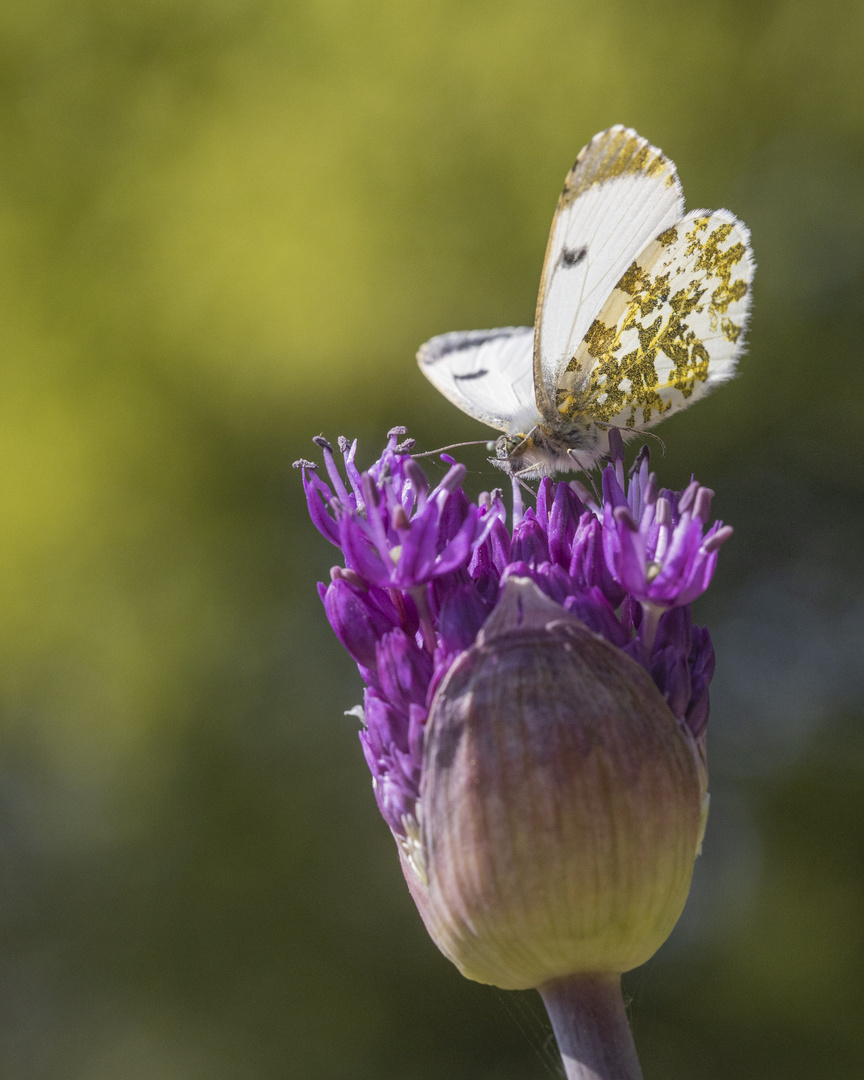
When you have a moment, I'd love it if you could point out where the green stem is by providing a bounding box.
[539,974,644,1080]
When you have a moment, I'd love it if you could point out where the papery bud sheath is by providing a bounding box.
[402,578,705,991]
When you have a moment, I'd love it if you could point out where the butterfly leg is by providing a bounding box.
[567,448,594,474]
[512,470,539,497]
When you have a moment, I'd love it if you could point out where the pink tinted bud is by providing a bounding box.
[401,577,707,991]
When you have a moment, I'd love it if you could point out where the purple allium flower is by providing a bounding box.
[295,426,729,846]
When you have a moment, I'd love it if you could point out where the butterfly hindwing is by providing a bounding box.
[533,126,685,416]
[416,326,535,432]
[555,209,754,430]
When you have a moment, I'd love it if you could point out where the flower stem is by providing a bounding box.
[639,601,662,655]
[539,974,644,1080]
[411,585,437,655]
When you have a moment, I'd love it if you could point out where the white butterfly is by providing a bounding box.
[417,126,754,478]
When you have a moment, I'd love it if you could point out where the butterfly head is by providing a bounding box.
[489,432,527,460]
[487,423,605,480]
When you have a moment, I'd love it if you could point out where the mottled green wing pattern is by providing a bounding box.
[555,210,754,430]
[533,126,683,417]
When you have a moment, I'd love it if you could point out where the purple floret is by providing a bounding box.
[296,427,731,838]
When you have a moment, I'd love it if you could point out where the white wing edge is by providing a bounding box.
[417,326,536,432]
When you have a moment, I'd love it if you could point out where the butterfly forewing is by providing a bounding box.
[533,126,685,417]
[556,209,754,430]
[417,326,535,432]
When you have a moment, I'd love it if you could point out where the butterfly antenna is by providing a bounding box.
[410,439,492,458]
[635,429,666,456]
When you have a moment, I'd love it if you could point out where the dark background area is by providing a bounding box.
[1,1,863,1076]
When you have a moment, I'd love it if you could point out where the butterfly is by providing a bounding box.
[417,126,754,478]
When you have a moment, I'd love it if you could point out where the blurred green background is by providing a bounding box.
[1,0,863,1077]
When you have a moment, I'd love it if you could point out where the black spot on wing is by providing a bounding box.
[561,246,587,268]
[453,369,488,381]
[446,335,497,354]
[417,326,531,364]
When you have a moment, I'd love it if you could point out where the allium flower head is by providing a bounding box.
[296,427,729,991]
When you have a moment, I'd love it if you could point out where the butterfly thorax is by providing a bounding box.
[490,416,607,479]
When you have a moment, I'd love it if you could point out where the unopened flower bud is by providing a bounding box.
[301,430,732,1076]
[401,577,706,991]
